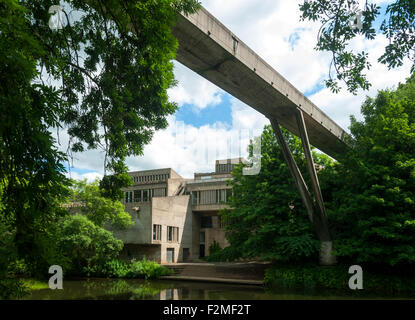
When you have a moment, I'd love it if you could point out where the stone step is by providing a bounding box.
[163,263,268,281]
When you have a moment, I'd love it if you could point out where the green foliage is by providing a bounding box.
[300,0,415,94]
[208,240,221,256]
[0,0,71,278]
[204,246,243,262]
[99,173,133,202]
[18,0,200,177]
[85,258,171,280]
[220,126,327,263]
[0,221,29,299]
[1,0,199,296]
[55,215,123,275]
[320,73,415,266]
[69,179,134,230]
[127,259,171,280]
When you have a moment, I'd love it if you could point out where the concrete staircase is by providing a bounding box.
[162,262,269,285]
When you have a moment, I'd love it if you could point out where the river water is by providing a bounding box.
[21,278,414,300]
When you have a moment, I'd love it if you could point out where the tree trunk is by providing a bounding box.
[319,241,337,266]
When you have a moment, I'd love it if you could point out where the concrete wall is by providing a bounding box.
[203,216,229,253]
[167,178,184,196]
[151,195,193,263]
[118,244,161,262]
[112,202,152,244]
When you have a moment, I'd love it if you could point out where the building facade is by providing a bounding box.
[114,158,242,263]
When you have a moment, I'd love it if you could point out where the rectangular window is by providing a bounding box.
[201,216,212,228]
[125,191,133,203]
[167,226,179,242]
[134,190,141,202]
[153,224,162,241]
[143,190,148,202]
[220,189,226,203]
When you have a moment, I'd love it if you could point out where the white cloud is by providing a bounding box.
[125,103,268,178]
[168,62,223,110]
[57,0,412,178]
[65,171,103,182]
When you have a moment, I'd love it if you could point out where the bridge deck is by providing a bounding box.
[172,7,348,159]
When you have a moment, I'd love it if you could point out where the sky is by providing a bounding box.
[63,0,413,181]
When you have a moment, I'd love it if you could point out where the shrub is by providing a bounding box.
[56,215,123,275]
[84,258,170,279]
[208,240,221,256]
[204,246,243,262]
[128,259,170,279]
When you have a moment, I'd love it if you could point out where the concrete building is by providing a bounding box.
[115,158,242,263]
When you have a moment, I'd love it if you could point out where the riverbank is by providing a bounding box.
[264,264,415,296]
[161,261,269,285]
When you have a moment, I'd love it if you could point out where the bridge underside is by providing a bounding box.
[172,8,344,265]
[172,8,348,160]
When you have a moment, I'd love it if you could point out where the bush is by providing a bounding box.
[85,258,171,279]
[208,240,221,256]
[204,246,243,262]
[128,259,170,279]
[56,215,123,275]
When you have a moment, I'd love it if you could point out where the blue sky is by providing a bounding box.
[61,0,412,181]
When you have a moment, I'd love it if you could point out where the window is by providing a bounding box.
[153,224,162,241]
[226,189,232,202]
[143,190,148,202]
[215,189,231,203]
[218,216,225,229]
[167,226,179,242]
[125,191,133,203]
[201,216,212,228]
[134,190,141,202]
[191,191,198,205]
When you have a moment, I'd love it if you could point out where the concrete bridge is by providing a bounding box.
[172,7,349,265]
[172,7,348,160]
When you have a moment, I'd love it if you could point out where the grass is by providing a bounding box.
[21,279,49,291]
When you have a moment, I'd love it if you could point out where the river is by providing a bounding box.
[21,278,414,300]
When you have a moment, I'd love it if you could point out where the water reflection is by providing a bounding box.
[21,278,414,300]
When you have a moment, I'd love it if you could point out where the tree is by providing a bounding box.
[320,73,415,266]
[0,0,199,298]
[68,179,133,230]
[220,126,333,263]
[299,0,415,94]
[0,0,200,296]
[55,214,123,275]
